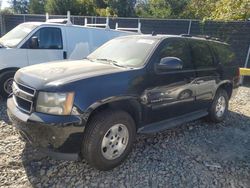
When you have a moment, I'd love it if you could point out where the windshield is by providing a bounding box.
[87,37,159,68]
[0,23,38,48]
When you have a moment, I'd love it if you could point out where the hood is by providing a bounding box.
[15,59,128,89]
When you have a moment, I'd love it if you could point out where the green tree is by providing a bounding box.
[168,0,189,18]
[182,0,217,20]
[45,0,96,15]
[29,0,46,14]
[77,0,96,15]
[45,0,79,15]
[136,0,171,18]
[10,0,29,14]
[104,0,136,17]
[211,0,250,20]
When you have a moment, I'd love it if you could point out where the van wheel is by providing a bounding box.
[0,71,16,99]
[208,89,229,123]
[81,110,136,171]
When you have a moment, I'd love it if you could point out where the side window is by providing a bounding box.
[211,43,236,65]
[190,40,214,68]
[159,39,193,69]
[24,27,63,49]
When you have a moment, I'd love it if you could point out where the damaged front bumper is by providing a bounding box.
[7,97,85,161]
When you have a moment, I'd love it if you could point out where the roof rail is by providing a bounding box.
[115,21,141,33]
[46,11,72,26]
[181,34,222,41]
[196,35,221,41]
[84,17,110,29]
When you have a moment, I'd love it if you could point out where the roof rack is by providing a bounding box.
[84,17,110,29]
[46,11,72,26]
[115,21,141,33]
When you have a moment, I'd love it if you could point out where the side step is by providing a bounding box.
[138,110,208,134]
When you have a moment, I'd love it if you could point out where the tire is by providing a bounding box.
[0,70,16,99]
[207,89,229,123]
[81,110,136,170]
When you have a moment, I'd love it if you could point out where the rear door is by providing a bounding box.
[188,39,219,109]
[23,27,66,65]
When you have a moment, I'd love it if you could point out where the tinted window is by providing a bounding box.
[211,43,236,65]
[25,27,63,49]
[190,40,214,68]
[159,39,193,69]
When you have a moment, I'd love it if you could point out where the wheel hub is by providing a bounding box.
[101,124,129,160]
[3,78,14,94]
[215,96,226,118]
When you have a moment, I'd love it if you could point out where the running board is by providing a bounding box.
[138,110,208,134]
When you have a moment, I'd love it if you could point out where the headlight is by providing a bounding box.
[36,92,74,115]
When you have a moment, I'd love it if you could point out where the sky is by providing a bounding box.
[1,0,10,10]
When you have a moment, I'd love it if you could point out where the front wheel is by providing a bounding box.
[81,110,136,170]
[207,89,229,122]
[0,71,16,99]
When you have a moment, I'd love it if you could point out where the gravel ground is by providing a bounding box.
[0,87,250,188]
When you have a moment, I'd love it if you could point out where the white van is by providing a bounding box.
[0,21,133,98]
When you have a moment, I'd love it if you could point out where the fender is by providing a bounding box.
[213,80,233,99]
[81,95,143,125]
[0,67,19,75]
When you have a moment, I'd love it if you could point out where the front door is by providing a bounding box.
[23,27,66,65]
[143,38,198,123]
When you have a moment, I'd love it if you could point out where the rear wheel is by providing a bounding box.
[208,89,229,122]
[0,71,16,99]
[81,110,136,170]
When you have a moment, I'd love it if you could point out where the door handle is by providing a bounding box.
[63,51,67,59]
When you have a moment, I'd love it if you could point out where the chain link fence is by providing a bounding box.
[0,14,250,70]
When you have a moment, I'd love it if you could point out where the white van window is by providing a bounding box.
[25,27,63,49]
[0,23,38,48]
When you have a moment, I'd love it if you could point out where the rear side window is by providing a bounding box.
[24,27,63,49]
[159,39,193,69]
[210,43,236,65]
[189,40,214,68]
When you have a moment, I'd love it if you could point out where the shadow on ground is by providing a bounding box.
[20,110,250,187]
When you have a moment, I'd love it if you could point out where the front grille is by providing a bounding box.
[12,82,36,114]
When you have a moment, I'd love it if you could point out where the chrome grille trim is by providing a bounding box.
[12,81,36,113]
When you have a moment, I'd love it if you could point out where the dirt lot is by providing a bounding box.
[0,87,249,188]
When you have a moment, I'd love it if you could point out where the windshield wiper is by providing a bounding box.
[96,58,129,68]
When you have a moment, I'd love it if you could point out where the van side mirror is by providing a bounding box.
[30,36,39,49]
[157,57,183,71]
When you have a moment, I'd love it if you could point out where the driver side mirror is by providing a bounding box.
[157,57,183,71]
[29,36,39,49]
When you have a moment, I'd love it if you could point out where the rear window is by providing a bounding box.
[189,40,214,69]
[210,43,236,66]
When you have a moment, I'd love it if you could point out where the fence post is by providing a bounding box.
[187,20,192,35]
[0,14,5,36]
[240,44,250,84]
[0,14,2,36]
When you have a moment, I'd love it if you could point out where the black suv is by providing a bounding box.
[7,35,239,170]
